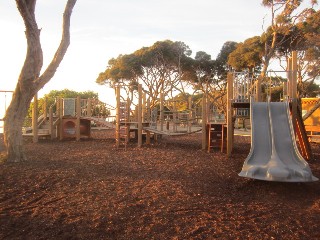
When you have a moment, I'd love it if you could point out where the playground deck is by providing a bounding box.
[1,129,320,239]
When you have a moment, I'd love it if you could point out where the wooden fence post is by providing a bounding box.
[201,93,207,150]
[76,96,81,141]
[115,86,120,148]
[227,73,234,157]
[291,51,298,133]
[138,84,143,147]
[32,93,38,143]
[160,93,164,131]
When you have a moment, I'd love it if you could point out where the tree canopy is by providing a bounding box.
[227,36,264,72]
[96,40,194,107]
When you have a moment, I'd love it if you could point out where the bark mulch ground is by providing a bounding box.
[0,130,320,239]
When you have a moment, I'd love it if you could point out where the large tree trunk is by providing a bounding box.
[4,0,77,163]
[4,89,35,162]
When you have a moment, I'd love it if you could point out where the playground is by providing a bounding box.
[0,129,320,239]
[1,51,320,238]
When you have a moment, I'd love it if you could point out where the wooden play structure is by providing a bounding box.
[114,84,202,149]
[114,51,316,158]
[11,51,316,161]
[302,98,320,142]
[223,51,314,160]
[26,95,115,142]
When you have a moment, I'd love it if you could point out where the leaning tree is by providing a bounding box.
[3,0,77,163]
[260,0,318,79]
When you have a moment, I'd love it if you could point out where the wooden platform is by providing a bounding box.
[143,125,202,136]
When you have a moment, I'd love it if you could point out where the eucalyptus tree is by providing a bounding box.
[96,40,192,107]
[182,42,237,114]
[227,36,264,72]
[260,0,318,79]
[4,0,77,163]
[275,9,320,97]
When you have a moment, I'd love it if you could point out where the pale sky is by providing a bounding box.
[0,0,271,113]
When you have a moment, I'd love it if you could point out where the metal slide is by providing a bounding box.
[239,101,318,182]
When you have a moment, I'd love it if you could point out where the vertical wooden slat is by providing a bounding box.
[115,86,120,148]
[160,93,164,132]
[49,106,54,139]
[32,93,38,143]
[291,51,298,135]
[138,84,143,147]
[201,93,207,150]
[76,96,81,141]
[227,73,233,157]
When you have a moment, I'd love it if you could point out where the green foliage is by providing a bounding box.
[216,41,237,65]
[96,40,194,107]
[299,82,320,97]
[96,40,192,87]
[227,36,263,71]
[27,89,103,118]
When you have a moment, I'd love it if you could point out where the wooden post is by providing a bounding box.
[43,97,47,123]
[146,131,151,145]
[256,75,262,102]
[142,92,146,122]
[227,73,234,157]
[283,80,288,99]
[49,106,54,139]
[201,93,207,150]
[32,93,38,143]
[115,86,121,147]
[147,97,151,123]
[287,57,293,98]
[291,51,298,133]
[173,101,177,132]
[87,98,92,117]
[76,96,81,141]
[59,98,64,140]
[160,93,164,131]
[291,51,298,99]
[126,97,130,142]
[188,96,192,133]
[56,97,60,140]
[138,84,143,147]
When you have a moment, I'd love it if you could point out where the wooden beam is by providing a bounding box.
[43,97,47,123]
[32,93,38,143]
[115,86,120,148]
[49,106,54,139]
[201,93,207,150]
[160,93,164,131]
[291,51,298,134]
[227,73,234,157]
[138,84,143,147]
[76,96,81,141]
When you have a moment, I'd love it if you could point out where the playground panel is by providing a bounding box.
[302,98,320,142]
[302,98,320,126]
